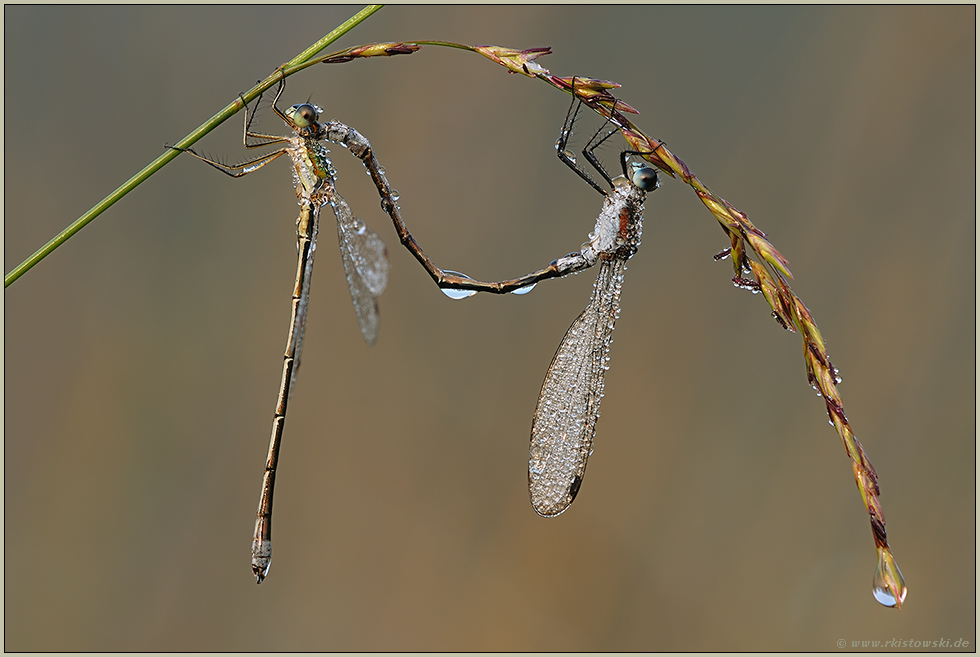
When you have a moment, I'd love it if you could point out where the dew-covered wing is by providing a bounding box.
[528,259,626,516]
[330,192,389,345]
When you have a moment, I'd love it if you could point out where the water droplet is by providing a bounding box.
[511,283,536,295]
[562,150,577,163]
[440,270,478,299]
[442,288,476,300]
[390,189,401,202]
[872,549,907,608]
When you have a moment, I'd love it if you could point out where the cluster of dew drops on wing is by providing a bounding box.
[601,315,618,376]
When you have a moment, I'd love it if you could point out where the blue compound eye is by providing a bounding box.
[631,165,659,191]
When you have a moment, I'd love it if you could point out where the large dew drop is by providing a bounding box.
[511,283,537,295]
[441,288,477,300]
[440,270,478,300]
[872,548,907,608]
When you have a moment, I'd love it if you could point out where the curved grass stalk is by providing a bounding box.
[295,38,910,608]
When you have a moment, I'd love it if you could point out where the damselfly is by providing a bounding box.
[528,101,659,516]
[173,77,393,582]
[376,95,661,516]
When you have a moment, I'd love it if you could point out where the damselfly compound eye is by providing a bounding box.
[290,103,319,128]
[631,165,659,191]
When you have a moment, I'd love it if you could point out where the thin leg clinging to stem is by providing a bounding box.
[170,86,293,177]
[556,91,609,196]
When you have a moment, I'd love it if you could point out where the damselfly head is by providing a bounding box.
[286,103,321,129]
[629,162,659,192]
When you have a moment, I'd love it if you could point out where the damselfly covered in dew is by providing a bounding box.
[173,77,394,582]
[374,94,660,515]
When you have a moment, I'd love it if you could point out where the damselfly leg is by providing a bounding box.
[555,86,628,196]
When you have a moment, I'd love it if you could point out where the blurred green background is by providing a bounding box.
[4,5,974,651]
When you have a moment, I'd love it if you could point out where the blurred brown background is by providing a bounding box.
[4,5,974,651]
